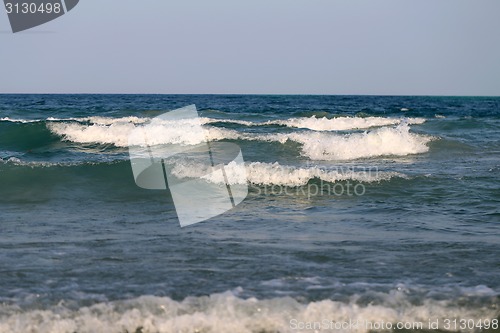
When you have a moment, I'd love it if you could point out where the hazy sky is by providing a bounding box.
[1,0,499,95]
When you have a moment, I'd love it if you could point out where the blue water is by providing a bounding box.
[0,94,499,332]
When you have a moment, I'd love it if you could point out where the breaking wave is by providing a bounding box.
[267,116,425,131]
[0,288,497,333]
[44,116,432,161]
[169,161,404,186]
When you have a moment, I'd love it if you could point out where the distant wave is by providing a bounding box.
[2,114,425,130]
[0,157,127,168]
[0,117,40,124]
[200,115,425,131]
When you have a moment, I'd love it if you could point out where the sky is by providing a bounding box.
[1,0,499,95]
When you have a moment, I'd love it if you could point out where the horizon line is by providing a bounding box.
[1,92,499,98]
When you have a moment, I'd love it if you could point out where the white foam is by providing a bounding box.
[227,123,432,161]
[0,157,23,165]
[47,118,242,147]
[245,162,402,185]
[199,117,256,126]
[55,116,151,125]
[202,116,425,131]
[48,122,138,147]
[0,116,149,125]
[46,115,433,161]
[274,123,433,161]
[0,157,125,168]
[1,116,152,125]
[79,116,243,127]
[267,116,425,131]
[41,119,238,147]
[170,161,404,186]
[0,291,496,333]
[4,115,426,132]
[0,117,38,123]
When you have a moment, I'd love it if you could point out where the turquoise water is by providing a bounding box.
[0,95,499,332]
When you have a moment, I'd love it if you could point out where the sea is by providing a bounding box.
[0,94,499,333]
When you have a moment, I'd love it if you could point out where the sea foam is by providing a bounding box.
[47,118,242,147]
[170,161,404,186]
[0,290,496,333]
[47,117,433,161]
[267,116,425,131]
[0,117,38,123]
[283,122,433,161]
[4,114,425,132]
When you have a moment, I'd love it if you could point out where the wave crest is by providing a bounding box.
[45,116,433,161]
[170,161,404,186]
[268,116,425,131]
[285,123,433,161]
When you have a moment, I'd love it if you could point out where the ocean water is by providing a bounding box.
[0,94,499,333]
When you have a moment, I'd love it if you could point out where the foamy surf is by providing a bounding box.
[47,119,240,147]
[46,116,248,147]
[285,122,433,161]
[3,115,425,132]
[47,120,433,161]
[0,157,127,168]
[48,122,138,147]
[0,290,496,333]
[3,113,427,147]
[267,116,425,131]
[199,116,425,131]
[169,161,404,186]
[248,123,433,161]
[0,117,39,123]
[0,116,152,125]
